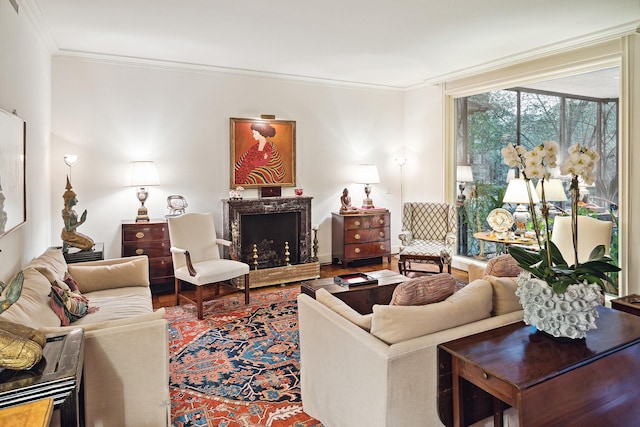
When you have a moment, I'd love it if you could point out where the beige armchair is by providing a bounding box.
[167,212,250,319]
[398,202,457,275]
[551,215,613,265]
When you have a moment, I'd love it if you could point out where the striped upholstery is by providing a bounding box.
[398,202,457,273]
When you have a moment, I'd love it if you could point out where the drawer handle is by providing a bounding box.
[354,233,361,240]
[354,248,361,254]
[482,372,489,380]
[380,244,385,250]
[136,249,144,255]
[379,231,385,238]
[136,232,145,239]
[379,219,384,225]
[354,220,361,226]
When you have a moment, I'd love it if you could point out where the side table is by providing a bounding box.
[438,307,640,427]
[610,294,640,316]
[0,328,85,427]
[48,243,104,264]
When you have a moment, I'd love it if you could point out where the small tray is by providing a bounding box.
[334,273,378,287]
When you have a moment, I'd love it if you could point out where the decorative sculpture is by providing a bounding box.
[340,188,358,214]
[61,176,94,253]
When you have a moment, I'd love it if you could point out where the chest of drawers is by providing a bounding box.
[121,220,173,293]
[331,211,391,267]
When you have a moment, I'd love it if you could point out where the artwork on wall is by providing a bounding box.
[230,117,296,188]
[0,108,26,238]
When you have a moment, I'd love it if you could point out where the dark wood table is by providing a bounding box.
[0,329,84,427]
[300,269,410,314]
[438,306,640,427]
[610,293,640,317]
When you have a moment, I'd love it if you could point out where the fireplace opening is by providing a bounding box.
[241,212,300,269]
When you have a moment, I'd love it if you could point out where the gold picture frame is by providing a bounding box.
[230,117,296,188]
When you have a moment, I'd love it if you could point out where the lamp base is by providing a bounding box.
[136,205,150,222]
[362,198,375,209]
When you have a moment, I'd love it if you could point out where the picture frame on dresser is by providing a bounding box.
[230,117,296,188]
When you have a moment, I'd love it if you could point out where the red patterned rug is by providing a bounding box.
[165,287,323,427]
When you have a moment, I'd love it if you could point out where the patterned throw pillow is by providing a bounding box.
[63,272,80,293]
[390,273,456,306]
[49,284,98,326]
[484,254,523,278]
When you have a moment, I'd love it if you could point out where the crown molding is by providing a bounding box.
[419,21,639,88]
[20,0,58,53]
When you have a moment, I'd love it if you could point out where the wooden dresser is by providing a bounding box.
[121,219,173,293]
[331,210,391,266]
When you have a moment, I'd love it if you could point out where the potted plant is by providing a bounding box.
[501,141,620,339]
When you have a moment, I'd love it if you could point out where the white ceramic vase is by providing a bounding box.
[515,272,604,340]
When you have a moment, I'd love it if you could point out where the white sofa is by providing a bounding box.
[0,248,169,427]
[298,263,524,427]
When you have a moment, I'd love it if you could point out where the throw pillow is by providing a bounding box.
[49,284,97,327]
[370,279,493,345]
[390,273,456,306]
[467,263,486,283]
[0,268,61,329]
[484,254,523,278]
[67,257,149,293]
[28,248,68,282]
[485,275,523,316]
[63,272,80,293]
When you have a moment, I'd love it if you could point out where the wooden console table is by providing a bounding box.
[438,306,640,426]
[0,329,84,427]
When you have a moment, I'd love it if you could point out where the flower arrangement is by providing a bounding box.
[500,141,620,295]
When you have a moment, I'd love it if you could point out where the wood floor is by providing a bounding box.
[152,257,469,310]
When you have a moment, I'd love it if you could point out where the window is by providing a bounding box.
[455,69,619,293]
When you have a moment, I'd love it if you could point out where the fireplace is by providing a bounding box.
[222,197,319,287]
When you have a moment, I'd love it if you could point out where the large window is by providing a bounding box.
[455,70,619,292]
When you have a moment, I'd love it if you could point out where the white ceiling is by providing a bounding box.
[27,0,640,91]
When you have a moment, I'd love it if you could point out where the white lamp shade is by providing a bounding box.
[503,178,539,204]
[456,165,473,183]
[128,161,160,187]
[536,178,567,202]
[356,164,380,184]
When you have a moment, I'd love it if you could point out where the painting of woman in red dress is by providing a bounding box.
[231,118,296,188]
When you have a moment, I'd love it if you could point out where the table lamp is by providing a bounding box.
[503,178,539,235]
[456,165,474,202]
[357,164,380,209]
[127,161,160,222]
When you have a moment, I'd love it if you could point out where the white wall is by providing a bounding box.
[50,58,426,262]
[0,2,52,282]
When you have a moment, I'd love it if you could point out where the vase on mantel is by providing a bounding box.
[515,272,604,340]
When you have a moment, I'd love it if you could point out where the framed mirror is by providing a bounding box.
[0,108,26,237]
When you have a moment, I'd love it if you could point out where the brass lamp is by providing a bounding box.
[356,164,380,209]
[127,161,160,222]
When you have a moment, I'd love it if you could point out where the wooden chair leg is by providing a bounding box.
[174,278,180,306]
[196,285,204,320]
[244,273,250,304]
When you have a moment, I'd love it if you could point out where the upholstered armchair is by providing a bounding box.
[551,215,613,265]
[398,202,457,275]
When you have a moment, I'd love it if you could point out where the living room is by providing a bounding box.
[2,1,640,425]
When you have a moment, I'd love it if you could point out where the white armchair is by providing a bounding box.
[398,202,457,275]
[167,212,250,319]
[551,215,613,265]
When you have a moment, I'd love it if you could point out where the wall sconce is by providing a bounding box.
[64,154,78,180]
[127,161,160,222]
[356,164,380,209]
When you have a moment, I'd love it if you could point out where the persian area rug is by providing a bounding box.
[165,287,323,427]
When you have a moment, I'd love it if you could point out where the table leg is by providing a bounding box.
[493,397,503,427]
[452,358,464,427]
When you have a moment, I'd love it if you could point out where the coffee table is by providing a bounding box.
[300,269,410,314]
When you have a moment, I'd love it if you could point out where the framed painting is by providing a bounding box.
[230,117,296,188]
[0,108,26,238]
